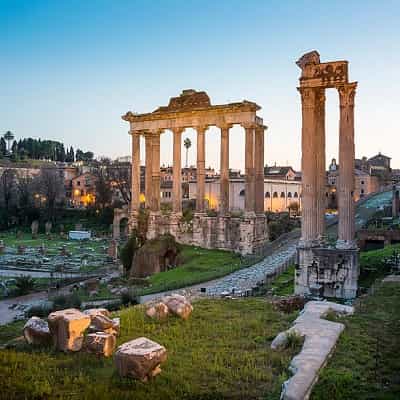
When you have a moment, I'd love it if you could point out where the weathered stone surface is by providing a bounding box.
[83,308,111,319]
[23,317,51,346]
[271,301,354,400]
[84,332,116,357]
[114,337,167,381]
[91,314,114,331]
[48,308,91,352]
[162,294,193,320]
[146,302,169,320]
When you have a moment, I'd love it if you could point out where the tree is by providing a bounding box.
[36,167,65,221]
[0,137,6,157]
[0,169,17,228]
[184,138,192,168]
[94,168,112,209]
[4,131,14,153]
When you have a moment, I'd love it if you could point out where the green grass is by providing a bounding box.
[137,245,244,295]
[0,298,300,400]
[270,265,295,296]
[311,281,400,400]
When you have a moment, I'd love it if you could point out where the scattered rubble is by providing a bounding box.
[23,316,51,345]
[84,332,116,357]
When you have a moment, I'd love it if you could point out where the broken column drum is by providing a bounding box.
[295,51,359,299]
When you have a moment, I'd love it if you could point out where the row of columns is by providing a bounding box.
[299,82,357,246]
[130,124,266,218]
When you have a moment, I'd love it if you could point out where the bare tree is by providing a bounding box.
[0,169,17,227]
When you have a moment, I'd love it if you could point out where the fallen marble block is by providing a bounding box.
[48,308,91,352]
[91,314,114,331]
[271,301,354,400]
[84,332,116,357]
[162,294,193,320]
[146,302,169,320]
[114,337,167,381]
[23,317,51,346]
[84,308,111,318]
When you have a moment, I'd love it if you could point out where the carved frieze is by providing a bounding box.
[156,89,211,112]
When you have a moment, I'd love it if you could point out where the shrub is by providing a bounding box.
[119,230,145,273]
[120,288,138,306]
[26,303,53,318]
[52,293,82,310]
[14,275,35,295]
[285,331,304,350]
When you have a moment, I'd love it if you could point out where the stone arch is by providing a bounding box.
[113,207,129,239]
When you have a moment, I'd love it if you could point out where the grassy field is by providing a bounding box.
[311,281,400,400]
[138,245,244,295]
[0,298,300,400]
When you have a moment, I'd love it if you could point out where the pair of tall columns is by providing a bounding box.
[243,123,266,215]
[299,82,357,246]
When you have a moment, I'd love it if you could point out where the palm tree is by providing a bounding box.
[184,138,192,168]
[4,131,14,153]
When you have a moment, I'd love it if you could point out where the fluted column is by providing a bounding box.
[172,127,183,213]
[338,82,357,247]
[151,130,161,212]
[196,126,207,213]
[255,125,266,214]
[298,87,318,244]
[315,88,326,238]
[243,123,256,214]
[131,131,141,214]
[219,123,232,215]
[144,133,153,208]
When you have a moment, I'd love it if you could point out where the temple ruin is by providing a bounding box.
[295,51,359,299]
[122,90,268,255]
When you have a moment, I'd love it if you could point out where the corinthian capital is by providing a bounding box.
[338,82,357,108]
[297,87,318,108]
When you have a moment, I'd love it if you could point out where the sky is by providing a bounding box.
[1,0,399,172]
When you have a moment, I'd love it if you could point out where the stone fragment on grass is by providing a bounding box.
[271,301,354,400]
[84,308,111,318]
[145,302,169,320]
[48,308,91,352]
[84,332,116,357]
[23,316,51,346]
[114,337,167,381]
[162,294,193,320]
[91,314,114,331]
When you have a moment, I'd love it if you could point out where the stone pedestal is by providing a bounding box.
[169,212,182,239]
[239,213,267,255]
[147,211,161,239]
[296,245,359,299]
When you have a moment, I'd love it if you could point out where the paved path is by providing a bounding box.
[140,235,298,303]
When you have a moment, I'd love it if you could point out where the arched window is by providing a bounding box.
[294,192,298,198]
[265,192,270,198]
[287,192,292,198]
[280,192,285,198]
[273,192,278,198]
[239,189,245,196]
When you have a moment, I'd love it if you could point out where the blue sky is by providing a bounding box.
[1,0,399,170]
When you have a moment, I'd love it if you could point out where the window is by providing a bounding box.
[265,192,270,198]
[239,189,245,196]
[280,192,285,198]
[361,189,364,194]
[294,192,298,198]
[287,192,292,198]
[273,192,278,198]
[77,181,81,186]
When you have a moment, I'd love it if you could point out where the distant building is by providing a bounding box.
[71,172,96,207]
[264,165,298,181]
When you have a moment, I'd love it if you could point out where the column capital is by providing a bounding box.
[130,130,142,136]
[297,86,321,108]
[172,127,185,135]
[338,82,357,108]
[217,123,233,131]
[241,122,257,130]
[195,125,208,134]
[255,125,268,133]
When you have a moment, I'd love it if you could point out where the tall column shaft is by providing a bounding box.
[172,128,183,213]
[219,124,231,214]
[298,87,318,243]
[338,82,357,244]
[151,131,161,212]
[196,126,207,213]
[315,88,326,237]
[244,123,256,213]
[131,132,141,213]
[255,126,266,214]
[145,133,153,208]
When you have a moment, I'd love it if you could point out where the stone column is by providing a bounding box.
[392,186,399,218]
[254,125,266,214]
[298,87,318,244]
[172,128,183,214]
[196,126,207,213]
[219,123,232,215]
[337,82,357,247]
[243,123,256,214]
[131,132,141,217]
[151,131,161,212]
[145,133,153,209]
[315,88,326,239]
